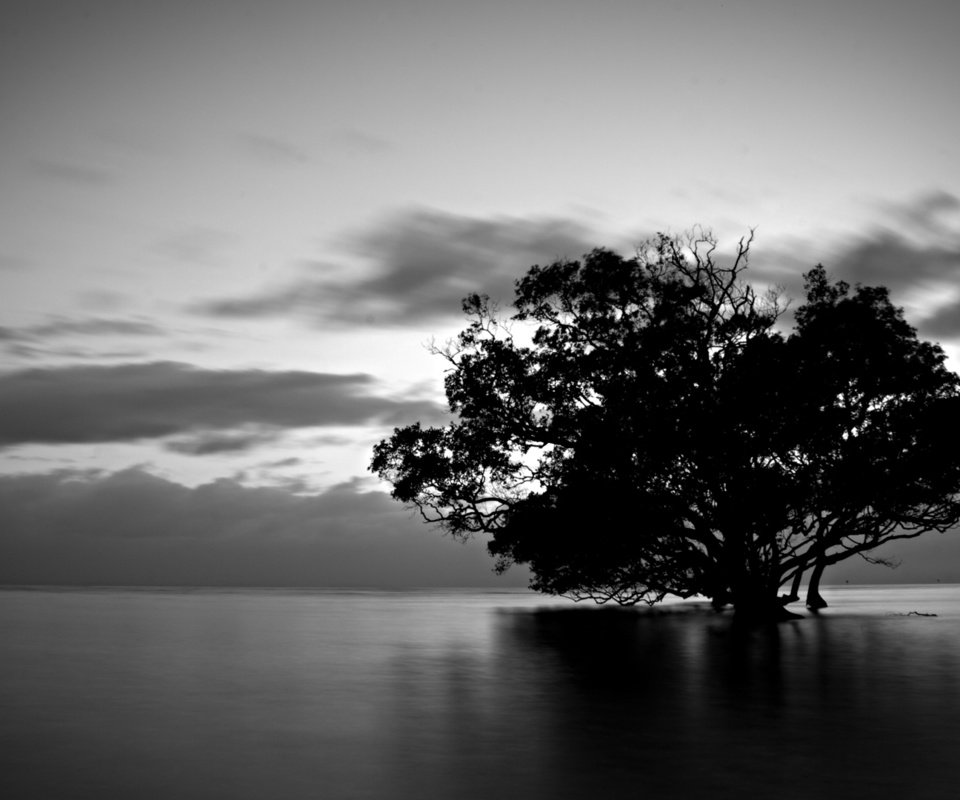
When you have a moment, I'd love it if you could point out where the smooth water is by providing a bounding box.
[2,585,960,799]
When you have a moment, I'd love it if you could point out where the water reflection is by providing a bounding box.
[379,603,960,799]
[2,588,959,799]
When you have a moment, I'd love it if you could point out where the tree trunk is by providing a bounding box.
[724,533,803,623]
[805,558,828,609]
[733,598,804,624]
[779,569,803,606]
[732,578,803,624]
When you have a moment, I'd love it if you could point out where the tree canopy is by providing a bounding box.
[370,231,960,621]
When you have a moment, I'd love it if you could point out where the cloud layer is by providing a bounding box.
[197,195,960,342]
[0,316,167,362]
[201,209,601,327]
[0,468,527,588]
[0,361,446,447]
[1,467,956,587]
[748,192,960,340]
[0,316,165,342]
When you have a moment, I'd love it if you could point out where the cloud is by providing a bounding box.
[325,127,392,156]
[30,159,113,186]
[164,428,282,455]
[748,191,960,340]
[240,134,309,164]
[153,227,237,266]
[823,235,959,300]
[830,230,960,341]
[0,468,529,588]
[199,209,600,327]
[0,361,447,447]
[2,339,151,363]
[305,433,357,447]
[0,253,34,271]
[261,457,304,468]
[0,317,165,343]
[883,190,960,237]
[919,300,960,339]
[197,194,960,340]
[0,468,956,587]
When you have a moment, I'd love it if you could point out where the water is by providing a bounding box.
[2,585,960,799]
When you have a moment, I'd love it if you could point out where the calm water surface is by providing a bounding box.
[2,585,960,799]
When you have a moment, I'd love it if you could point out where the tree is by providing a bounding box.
[776,267,960,608]
[370,231,960,622]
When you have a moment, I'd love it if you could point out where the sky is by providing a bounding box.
[2,0,960,587]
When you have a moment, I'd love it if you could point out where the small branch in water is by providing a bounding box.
[891,611,938,617]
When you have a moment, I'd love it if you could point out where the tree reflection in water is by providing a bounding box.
[380,604,960,799]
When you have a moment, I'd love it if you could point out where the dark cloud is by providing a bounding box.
[0,361,447,447]
[198,194,960,339]
[822,235,958,298]
[748,192,960,340]
[199,209,600,326]
[261,457,304,468]
[0,468,528,588]
[0,468,956,586]
[885,190,960,235]
[747,233,960,323]
[164,428,282,455]
[920,300,960,339]
[832,231,960,341]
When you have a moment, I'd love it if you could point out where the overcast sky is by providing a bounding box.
[2,0,960,587]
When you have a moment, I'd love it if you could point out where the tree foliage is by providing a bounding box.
[370,231,960,620]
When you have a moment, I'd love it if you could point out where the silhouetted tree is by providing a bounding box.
[776,267,960,609]
[371,232,960,621]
